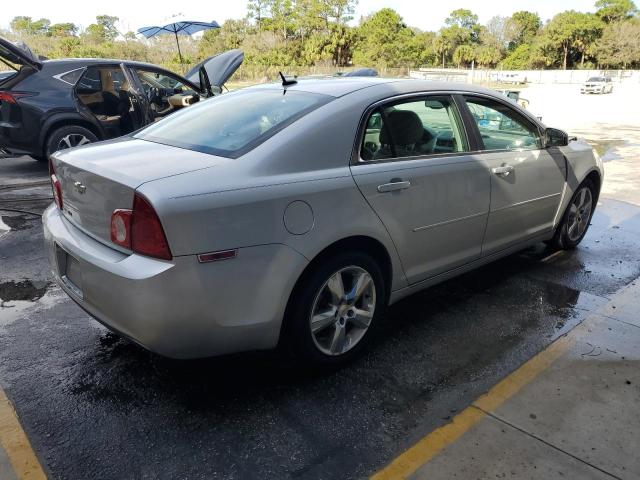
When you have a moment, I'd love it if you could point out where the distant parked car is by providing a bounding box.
[581,76,613,94]
[0,37,243,161]
[338,68,378,77]
[44,78,602,365]
[492,72,527,85]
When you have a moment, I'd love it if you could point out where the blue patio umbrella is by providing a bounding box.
[137,20,220,65]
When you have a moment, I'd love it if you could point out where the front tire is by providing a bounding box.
[283,251,386,367]
[45,125,98,160]
[550,179,596,250]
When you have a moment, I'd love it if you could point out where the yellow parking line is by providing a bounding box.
[0,387,46,480]
[371,334,573,480]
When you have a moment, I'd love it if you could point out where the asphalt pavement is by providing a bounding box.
[1,154,640,479]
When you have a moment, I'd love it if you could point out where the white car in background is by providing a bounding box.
[581,77,613,94]
[491,72,527,85]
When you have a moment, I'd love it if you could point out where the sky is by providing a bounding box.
[2,0,598,33]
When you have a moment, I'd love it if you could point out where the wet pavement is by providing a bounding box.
[1,153,640,479]
[406,280,640,480]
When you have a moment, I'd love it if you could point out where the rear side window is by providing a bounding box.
[77,68,102,93]
[58,68,84,85]
[361,95,467,161]
[136,89,331,158]
[464,96,542,151]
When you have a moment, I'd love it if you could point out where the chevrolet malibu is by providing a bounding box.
[43,78,603,365]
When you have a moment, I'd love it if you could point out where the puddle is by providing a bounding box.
[0,280,50,302]
[1,214,34,231]
[0,283,65,330]
[586,139,626,160]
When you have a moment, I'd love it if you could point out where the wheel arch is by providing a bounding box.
[584,169,602,202]
[39,114,103,156]
[279,235,394,343]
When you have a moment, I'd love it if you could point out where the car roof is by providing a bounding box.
[42,57,166,70]
[246,77,506,99]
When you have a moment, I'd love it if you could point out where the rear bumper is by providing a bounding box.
[42,205,308,359]
[581,87,603,93]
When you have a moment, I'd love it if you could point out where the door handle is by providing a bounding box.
[491,165,515,176]
[377,180,411,193]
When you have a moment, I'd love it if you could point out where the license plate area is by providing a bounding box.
[55,244,84,298]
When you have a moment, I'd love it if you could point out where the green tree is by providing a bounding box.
[352,9,416,67]
[475,44,503,67]
[444,9,481,43]
[10,16,51,35]
[453,44,475,67]
[506,11,541,50]
[594,20,640,66]
[545,11,584,69]
[49,23,78,37]
[595,0,638,23]
[85,15,119,42]
[200,19,248,57]
[572,13,604,67]
[247,0,271,25]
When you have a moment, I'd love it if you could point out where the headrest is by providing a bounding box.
[380,109,424,146]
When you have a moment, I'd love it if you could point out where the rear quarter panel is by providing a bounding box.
[138,86,415,292]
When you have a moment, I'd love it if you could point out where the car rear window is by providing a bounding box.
[135,89,331,158]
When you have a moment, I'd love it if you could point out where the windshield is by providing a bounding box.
[587,77,604,82]
[136,89,331,158]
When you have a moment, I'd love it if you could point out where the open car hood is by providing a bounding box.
[185,49,243,90]
[0,37,42,70]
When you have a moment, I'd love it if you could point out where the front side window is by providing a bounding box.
[135,89,331,158]
[133,69,196,119]
[361,96,467,161]
[464,97,541,151]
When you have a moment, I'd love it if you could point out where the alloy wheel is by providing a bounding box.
[567,187,593,242]
[309,266,376,356]
[57,134,91,151]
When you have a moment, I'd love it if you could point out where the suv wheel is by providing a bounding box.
[45,125,98,160]
[284,251,386,367]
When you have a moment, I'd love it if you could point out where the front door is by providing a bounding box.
[461,95,566,255]
[351,94,491,285]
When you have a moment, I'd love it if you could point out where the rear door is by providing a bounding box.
[460,95,566,255]
[351,94,491,285]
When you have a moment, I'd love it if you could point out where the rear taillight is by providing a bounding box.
[0,91,36,104]
[49,157,63,210]
[110,193,172,260]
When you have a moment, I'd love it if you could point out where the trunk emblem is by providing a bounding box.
[73,181,86,194]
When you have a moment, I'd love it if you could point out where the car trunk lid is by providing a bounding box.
[52,137,230,245]
[0,37,42,72]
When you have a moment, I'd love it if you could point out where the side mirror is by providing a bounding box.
[545,128,569,148]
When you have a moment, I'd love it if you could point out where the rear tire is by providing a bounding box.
[45,125,98,160]
[549,179,596,250]
[282,251,386,367]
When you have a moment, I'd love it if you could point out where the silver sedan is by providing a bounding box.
[43,78,603,365]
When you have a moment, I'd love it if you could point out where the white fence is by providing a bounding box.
[409,68,640,85]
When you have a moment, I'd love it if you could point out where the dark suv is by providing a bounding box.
[0,38,243,161]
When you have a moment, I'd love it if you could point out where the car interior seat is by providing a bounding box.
[375,110,424,159]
